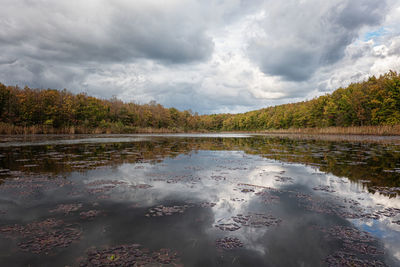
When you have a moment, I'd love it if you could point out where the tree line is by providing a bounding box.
[0,71,399,133]
[221,71,400,131]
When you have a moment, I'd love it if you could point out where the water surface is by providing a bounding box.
[0,134,399,266]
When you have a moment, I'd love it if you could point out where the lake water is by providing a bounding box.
[0,134,399,267]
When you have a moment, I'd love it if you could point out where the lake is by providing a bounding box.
[0,134,399,267]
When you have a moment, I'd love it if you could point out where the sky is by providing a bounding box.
[1,0,400,114]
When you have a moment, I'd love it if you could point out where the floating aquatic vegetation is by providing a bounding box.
[0,218,64,237]
[84,180,128,199]
[86,186,116,194]
[236,183,280,192]
[321,226,377,245]
[130,183,153,189]
[226,166,248,171]
[50,203,83,215]
[240,188,254,193]
[255,190,280,204]
[300,196,384,221]
[86,187,114,199]
[343,198,361,207]
[184,166,203,171]
[210,175,225,181]
[331,178,348,184]
[374,207,400,218]
[361,213,381,220]
[18,227,81,254]
[230,197,245,202]
[152,248,180,265]
[293,191,370,219]
[80,210,102,220]
[237,183,269,189]
[198,202,216,208]
[318,225,386,265]
[134,165,145,169]
[85,180,127,187]
[232,213,282,228]
[0,174,72,197]
[324,251,386,267]
[299,199,337,216]
[145,205,191,217]
[166,178,180,184]
[95,194,111,200]
[215,212,282,232]
[79,244,181,267]
[343,242,383,255]
[215,237,243,250]
[69,160,105,169]
[290,192,312,201]
[156,174,201,184]
[274,176,294,183]
[312,185,336,193]
[0,218,81,254]
[370,186,400,196]
[214,223,241,231]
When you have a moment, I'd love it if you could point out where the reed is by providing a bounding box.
[0,123,194,135]
[1,122,399,136]
[257,125,400,136]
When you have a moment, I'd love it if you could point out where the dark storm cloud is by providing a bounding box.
[249,0,388,82]
[0,1,214,65]
[0,0,219,96]
[332,0,387,30]
[0,59,17,65]
[250,49,317,82]
[0,58,87,90]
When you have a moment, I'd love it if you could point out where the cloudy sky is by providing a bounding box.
[1,0,400,114]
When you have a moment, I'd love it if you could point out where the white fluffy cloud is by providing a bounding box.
[0,0,399,113]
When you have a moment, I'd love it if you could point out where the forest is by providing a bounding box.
[0,71,399,134]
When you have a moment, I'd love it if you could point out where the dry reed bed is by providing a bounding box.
[257,125,400,136]
[1,122,400,136]
[0,123,191,135]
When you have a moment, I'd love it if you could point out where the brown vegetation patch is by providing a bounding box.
[232,213,282,228]
[255,190,280,204]
[0,218,81,254]
[0,174,72,197]
[145,205,192,217]
[198,202,216,208]
[274,176,294,183]
[80,210,102,220]
[312,185,336,193]
[130,184,153,189]
[215,237,244,250]
[50,203,83,215]
[214,223,241,232]
[78,244,181,267]
[324,251,386,267]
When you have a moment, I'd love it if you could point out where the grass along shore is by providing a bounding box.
[1,123,400,136]
[0,122,206,135]
[252,125,400,136]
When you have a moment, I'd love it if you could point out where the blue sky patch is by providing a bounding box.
[364,27,387,41]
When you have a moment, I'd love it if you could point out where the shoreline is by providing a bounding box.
[1,132,400,146]
[1,123,400,137]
